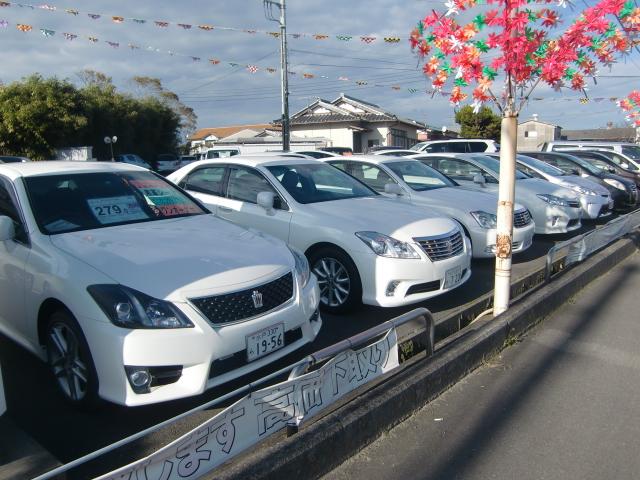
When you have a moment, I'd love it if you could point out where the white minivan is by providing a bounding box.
[169,157,473,312]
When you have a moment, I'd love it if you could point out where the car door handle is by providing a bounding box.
[218,206,233,213]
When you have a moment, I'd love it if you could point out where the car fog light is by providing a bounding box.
[485,245,496,254]
[125,366,151,393]
[386,281,401,297]
[551,216,560,226]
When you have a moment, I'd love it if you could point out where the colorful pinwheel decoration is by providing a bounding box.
[411,0,640,114]
[618,91,640,127]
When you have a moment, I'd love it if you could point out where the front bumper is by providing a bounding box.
[353,237,473,308]
[469,222,535,258]
[85,276,321,406]
[533,205,582,234]
[580,194,611,219]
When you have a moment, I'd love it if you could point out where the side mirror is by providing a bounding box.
[257,191,275,212]
[0,216,15,241]
[384,183,404,196]
[473,173,486,185]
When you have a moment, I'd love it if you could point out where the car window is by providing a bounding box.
[0,178,28,243]
[385,160,454,191]
[206,150,239,159]
[517,164,544,179]
[604,151,639,171]
[468,142,488,152]
[267,163,376,204]
[25,171,206,235]
[621,145,640,160]
[582,157,612,171]
[348,163,395,193]
[436,158,484,181]
[185,166,226,196]
[227,166,282,207]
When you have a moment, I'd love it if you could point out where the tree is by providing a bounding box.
[455,105,501,140]
[0,74,86,159]
[0,72,186,161]
[412,0,640,315]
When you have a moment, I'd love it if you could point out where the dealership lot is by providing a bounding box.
[0,219,607,479]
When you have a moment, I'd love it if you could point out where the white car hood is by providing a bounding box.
[517,178,577,198]
[303,196,460,242]
[557,175,609,195]
[50,215,293,302]
[411,187,527,215]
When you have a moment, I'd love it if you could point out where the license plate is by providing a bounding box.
[246,323,285,362]
[444,266,463,289]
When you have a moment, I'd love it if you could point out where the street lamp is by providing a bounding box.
[103,135,118,161]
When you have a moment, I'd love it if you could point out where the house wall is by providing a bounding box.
[292,125,355,149]
[517,121,560,150]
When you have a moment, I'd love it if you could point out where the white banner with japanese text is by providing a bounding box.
[98,328,399,480]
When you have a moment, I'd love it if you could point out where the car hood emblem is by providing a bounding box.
[252,290,263,309]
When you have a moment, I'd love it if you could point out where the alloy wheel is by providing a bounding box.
[47,322,89,402]
[313,257,351,307]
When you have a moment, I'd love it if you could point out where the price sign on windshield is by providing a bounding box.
[87,196,148,224]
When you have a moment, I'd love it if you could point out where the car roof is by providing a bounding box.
[322,154,413,166]
[0,160,144,179]
[186,156,321,168]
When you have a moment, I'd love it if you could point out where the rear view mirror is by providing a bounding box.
[257,191,275,212]
[384,183,404,196]
[473,173,486,185]
[0,216,15,241]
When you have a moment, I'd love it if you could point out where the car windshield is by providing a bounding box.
[598,151,639,171]
[471,155,529,179]
[562,155,603,175]
[385,160,456,191]
[517,155,565,176]
[410,142,426,151]
[25,170,207,234]
[621,145,640,160]
[267,163,376,204]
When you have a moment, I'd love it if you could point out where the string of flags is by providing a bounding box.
[0,16,635,108]
[0,1,405,44]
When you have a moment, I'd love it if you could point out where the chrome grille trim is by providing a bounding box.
[414,229,464,261]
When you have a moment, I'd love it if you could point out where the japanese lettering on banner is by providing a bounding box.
[98,329,399,480]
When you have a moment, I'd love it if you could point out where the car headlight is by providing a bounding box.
[288,246,310,288]
[470,211,497,229]
[355,231,420,259]
[536,194,574,207]
[603,178,626,191]
[87,285,194,329]
[568,184,598,196]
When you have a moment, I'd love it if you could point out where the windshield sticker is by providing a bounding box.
[154,203,202,216]
[44,219,81,232]
[87,196,148,224]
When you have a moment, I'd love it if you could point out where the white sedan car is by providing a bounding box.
[0,162,321,407]
[168,157,472,312]
[484,153,613,219]
[324,156,535,258]
[412,153,582,234]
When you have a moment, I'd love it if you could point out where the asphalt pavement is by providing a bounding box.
[0,219,608,478]
[324,251,640,480]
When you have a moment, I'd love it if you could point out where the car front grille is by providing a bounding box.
[514,209,533,228]
[414,230,464,262]
[190,272,294,325]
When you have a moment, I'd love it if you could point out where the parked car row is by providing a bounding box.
[0,141,635,409]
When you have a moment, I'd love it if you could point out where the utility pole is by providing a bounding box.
[264,0,290,151]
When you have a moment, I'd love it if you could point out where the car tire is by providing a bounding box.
[308,247,362,314]
[45,310,99,409]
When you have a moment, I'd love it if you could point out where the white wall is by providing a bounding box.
[292,126,354,149]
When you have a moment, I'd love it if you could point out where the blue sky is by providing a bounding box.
[0,0,638,132]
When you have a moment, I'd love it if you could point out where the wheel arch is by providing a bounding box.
[37,298,74,347]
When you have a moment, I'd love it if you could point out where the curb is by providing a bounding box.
[213,234,639,480]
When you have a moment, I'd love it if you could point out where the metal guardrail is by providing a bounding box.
[545,208,640,282]
[33,308,434,480]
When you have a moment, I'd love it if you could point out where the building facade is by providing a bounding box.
[517,116,562,150]
[286,94,426,153]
